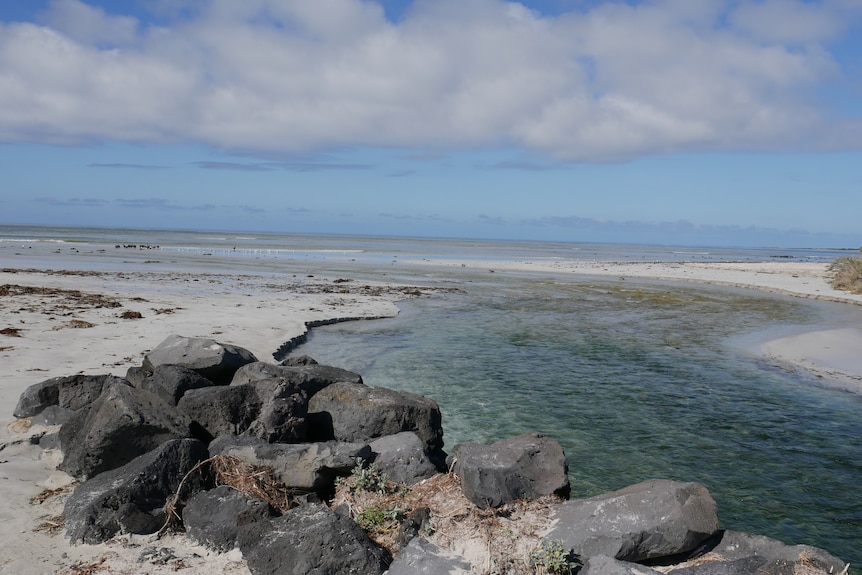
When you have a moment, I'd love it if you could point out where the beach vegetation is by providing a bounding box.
[354,503,406,534]
[828,255,862,294]
[528,539,582,574]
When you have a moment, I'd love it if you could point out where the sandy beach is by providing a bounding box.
[2,259,861,574]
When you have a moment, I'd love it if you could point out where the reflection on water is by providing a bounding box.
[296,277,862,566]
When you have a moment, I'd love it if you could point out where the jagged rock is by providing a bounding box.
[13,374,128,418]
[237,503,390,575]
[545,479,720,563]
[580,555,663,575]
[672,530,848,575]
[183,485,273,552]
[386,537,472,574]
[281,355,318,366]
[210,435,372,497]
[142,334,258,385]
[369,432,439,485]
[64,439,208,544]
[31,405,75,426]
[451,432,570,509]
[58,382,194,480]
[134,364,218,405]
[242,378,309,442]
[177,385,261,439]
[307,382,444,452]
[395,507,432,550]
[230,361,362,396]
[177,378,308,443]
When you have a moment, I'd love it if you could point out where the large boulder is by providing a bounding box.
[133,364,218,405]
[308,382,444,453]
[545,479,720,563]
[210,436,372,497]
[177,385,262,439]
[177,378,309,443]
[142,335,258,385]
[451,432,570,509]
[13,374,128,419]
[58,382,194,480]
[64,438,209,544]
[231,361,363,396]
[669,531,848,575]
[237,503,390,575]
[386,537,472,575]
[369,432,439,485]
[183,485,273,553]
[579,555,663,575]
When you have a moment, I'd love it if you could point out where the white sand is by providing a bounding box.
[1,260,860,574]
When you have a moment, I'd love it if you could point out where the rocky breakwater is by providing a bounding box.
[12,334,851,575]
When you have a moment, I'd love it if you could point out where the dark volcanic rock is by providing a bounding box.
[135,364,218,405]
[183,485,273,552]
[546,479,720,563]
[307,382,444,452]
[674,530,848,575]
[230,361,363,396]
[237,503,390,575]
[177,385,261,439]
[369,432,439,485]
[64,438,208,544]
[58,382,194,480]
[580,555,663,575]
[451,432,570,509]
[210,435,372,497]
[142,334,258,385]
[13,374,128,418]
[177,378,309,443]
[386,537,472,575]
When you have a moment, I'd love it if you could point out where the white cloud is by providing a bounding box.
[0,0,858,160]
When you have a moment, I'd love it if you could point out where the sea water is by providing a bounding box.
[2,224,861,565]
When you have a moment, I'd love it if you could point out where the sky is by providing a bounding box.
[1,0,861,247]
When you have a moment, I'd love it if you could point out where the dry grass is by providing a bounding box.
[332,471,562,575]
[160,454,302,535]
[829,256,862,294]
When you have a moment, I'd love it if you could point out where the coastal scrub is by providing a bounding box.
[829,253,862,294]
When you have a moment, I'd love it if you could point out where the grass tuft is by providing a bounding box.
[829,255,862,294]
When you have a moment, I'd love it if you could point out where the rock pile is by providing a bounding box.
[13,334,849,575]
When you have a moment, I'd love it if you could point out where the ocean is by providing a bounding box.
[2,224,861,566]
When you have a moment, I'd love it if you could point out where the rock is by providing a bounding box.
[230,361,362,396]
[135,364,218,405]
[237,503,390,575]
[451,432,570,509]
[142,334,258,385]
[58,382,194,480]
[580,555,663,575]
[242,378,309,443]
[307,382,444,453]
[177,378,309,443]
[177,385,261,439]
[64,438,208,544]
[545,479,720,563]
[13,374,128,418]
[210,435,372,497]
[386,537,472,575]
[31,405,75,426]
[675,530,848,575]
[183,485,273,552]
[395,507,432,550]
[281,355,318,366]
[369,432,439,485]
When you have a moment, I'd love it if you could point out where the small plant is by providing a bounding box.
[354,504,406,534]
[528,539,582,575]
[349,460,396,494]
[828,255,862,294]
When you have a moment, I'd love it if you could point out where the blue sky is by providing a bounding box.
[1,0,861,247]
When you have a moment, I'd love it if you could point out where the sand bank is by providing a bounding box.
[1,259,861,573]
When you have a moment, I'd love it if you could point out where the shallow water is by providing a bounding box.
[3,225,861,565]
[296,275,862,566]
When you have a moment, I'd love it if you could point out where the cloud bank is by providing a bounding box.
[1,0,861,161]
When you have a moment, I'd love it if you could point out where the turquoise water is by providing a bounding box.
[3,224,861,565]
[296,276,862,567]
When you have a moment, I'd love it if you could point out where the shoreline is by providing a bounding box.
[2,260,861,573]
